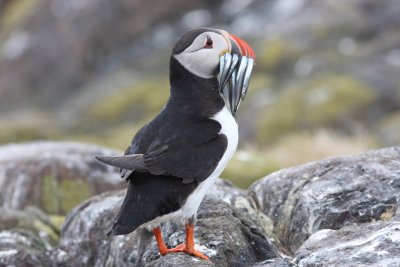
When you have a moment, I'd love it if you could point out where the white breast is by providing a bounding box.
[180,106,238,219]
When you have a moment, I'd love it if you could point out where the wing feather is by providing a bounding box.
[95,114,228,184]
[95,154,145,170]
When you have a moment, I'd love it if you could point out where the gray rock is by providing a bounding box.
[0,206,61,245]
[57,179,280,267]
[252,258,293,267]
[294,219,400,267]
[55,190,125,267]
[249,146,400,253]
[0,141,124,215]
[1,143,400,266]
[0,229,52,267]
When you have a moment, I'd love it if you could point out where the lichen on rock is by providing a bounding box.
[0,141,124,215]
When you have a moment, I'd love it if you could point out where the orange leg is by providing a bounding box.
[168,224,209,260]
[152,225,209,260]
[152,227,169,255]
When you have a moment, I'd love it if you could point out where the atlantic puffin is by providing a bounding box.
[96,27,255,260]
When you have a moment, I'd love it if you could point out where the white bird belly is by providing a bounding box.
[180,106,238,219]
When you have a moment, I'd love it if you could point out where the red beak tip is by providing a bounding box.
[229,33,256,60]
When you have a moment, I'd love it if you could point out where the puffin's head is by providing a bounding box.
[171,27,256,115]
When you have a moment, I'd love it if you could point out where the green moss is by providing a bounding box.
[87,78,169,123]
[257,74,376,144]
[33,219,59,242]
[256,89,304,144]
[41,173,92,214]
[304,76,375,123]
[41,174,59,214]
[222,151,280,188]
[49,215,65,232]
[59,179,91,213]
[0,125,50,145]
[0,113,59,145]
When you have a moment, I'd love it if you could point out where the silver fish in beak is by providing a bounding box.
[218,32,256,116]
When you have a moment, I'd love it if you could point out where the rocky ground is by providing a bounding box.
[0,141,399,266]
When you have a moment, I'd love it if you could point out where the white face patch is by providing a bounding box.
[174,31,230,79]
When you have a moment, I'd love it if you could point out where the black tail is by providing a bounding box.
[108,172,197,235]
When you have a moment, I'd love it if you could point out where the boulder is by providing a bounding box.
[1,142,400,266]
[0,206,62,245]
[0,229,52,267]
[0,141,124,215]
[294,219,400,266]
[249,147,400,253]
[56,179,280,267]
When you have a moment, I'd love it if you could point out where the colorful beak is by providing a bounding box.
[218,32,256,116]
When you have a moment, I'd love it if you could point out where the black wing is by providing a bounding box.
[96,115,228,184]
[143,134,227,184]
[95,145,167,171]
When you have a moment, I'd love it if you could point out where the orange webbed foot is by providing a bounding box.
[167,244,186,252]
[167,244,209,260]
[152,224,210,261]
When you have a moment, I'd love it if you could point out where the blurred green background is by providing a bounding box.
[0,0,399,188]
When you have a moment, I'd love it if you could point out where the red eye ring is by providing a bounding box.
[204,36,213,49]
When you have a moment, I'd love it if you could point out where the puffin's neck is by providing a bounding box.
[168,57,224,118]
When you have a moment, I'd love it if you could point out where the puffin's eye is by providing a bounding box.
[204,36,213,49]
